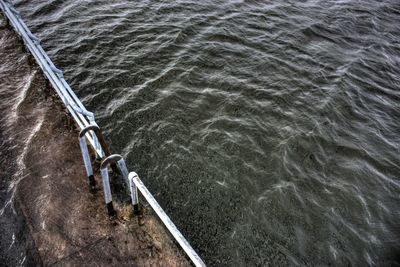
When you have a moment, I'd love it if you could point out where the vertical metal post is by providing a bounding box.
[100,155,126,218]
[100,167,116,217]
[128,172,141,218]
[78,136,96,190]
[118,160,140,216]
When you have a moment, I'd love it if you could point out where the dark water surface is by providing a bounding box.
[7,0,400,265]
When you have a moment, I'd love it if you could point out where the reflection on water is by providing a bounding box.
[4,0,400,265]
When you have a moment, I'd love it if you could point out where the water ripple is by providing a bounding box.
[10,0,400,265]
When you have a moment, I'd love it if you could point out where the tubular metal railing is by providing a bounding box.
[0,1,205,266]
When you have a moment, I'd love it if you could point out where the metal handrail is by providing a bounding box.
[130,172,206,267]
[1,1,206,266]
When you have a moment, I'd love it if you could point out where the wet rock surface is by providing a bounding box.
[0,14,190,267]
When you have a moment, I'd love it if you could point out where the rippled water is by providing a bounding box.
[7,0,400,265]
